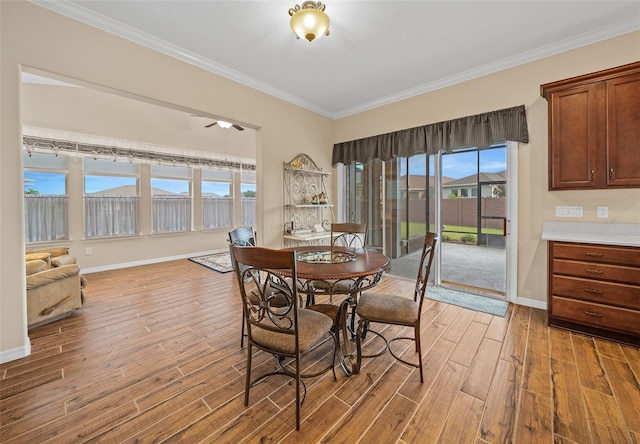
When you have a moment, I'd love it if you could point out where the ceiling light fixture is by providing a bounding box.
[216,120,233,129]
[288,1,330,42]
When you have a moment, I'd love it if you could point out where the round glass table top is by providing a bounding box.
[295,249,358,264]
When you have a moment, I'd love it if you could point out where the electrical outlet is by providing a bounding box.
[597,206,609,218]
[555,206,583,218]
[85,247,92,256]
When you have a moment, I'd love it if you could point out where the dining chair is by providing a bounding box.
[230,245,336,431]
[330,222,367,249]
[228,226,257,348]
[307,222,368,306]
[354,232,438,383]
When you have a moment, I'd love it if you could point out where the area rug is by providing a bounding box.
[189,252,233,273]
[426,285,508,317]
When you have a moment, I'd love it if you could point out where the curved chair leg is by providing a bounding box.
[245,342,252,406]
[415,324,423,383]
[240,316,246,348]
[295,353,301,431]
[354,319,368,374]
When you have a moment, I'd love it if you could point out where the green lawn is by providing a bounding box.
[400,222,502,243]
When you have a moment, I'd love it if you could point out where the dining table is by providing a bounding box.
[281,245,391,375]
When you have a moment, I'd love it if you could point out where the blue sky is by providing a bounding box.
[24,171,66,195]
[25,147,505,195]
[401,146,506,179]
[25,171,257,195]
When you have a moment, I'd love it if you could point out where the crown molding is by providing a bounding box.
[29,0,334,118]
[334,19,640,119]
[28,1,640,120]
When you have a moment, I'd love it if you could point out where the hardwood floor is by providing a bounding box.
[1,259,639,443]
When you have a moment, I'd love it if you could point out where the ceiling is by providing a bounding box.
[33,1,640,119]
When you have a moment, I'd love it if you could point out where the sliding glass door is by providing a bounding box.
[344,143,512,298]
[440,145,507,296]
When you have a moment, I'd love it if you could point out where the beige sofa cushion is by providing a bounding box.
[27,264,80,290]
[26,246,69,257]
[26,260,47,276]
[51,254,76,267]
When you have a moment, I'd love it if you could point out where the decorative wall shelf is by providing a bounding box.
[283,153,334,247]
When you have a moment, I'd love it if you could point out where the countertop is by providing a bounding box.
[542,221,640,247]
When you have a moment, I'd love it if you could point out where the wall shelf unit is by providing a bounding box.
[283,153,334,247]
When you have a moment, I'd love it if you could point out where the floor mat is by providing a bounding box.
[426,285,508,317]
[189,252,233,273]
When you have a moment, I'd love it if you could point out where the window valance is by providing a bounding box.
[332,105,529,166]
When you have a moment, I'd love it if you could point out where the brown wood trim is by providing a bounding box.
[541,61,640,99]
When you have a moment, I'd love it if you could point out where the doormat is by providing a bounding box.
[189,252,233,273]
[426,285,508,317]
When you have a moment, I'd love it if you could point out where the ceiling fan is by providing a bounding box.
[190,114,245,131]
[204,120,244,131]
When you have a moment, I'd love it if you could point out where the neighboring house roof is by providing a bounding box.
[443,171,506,188]
[87,185,175,196]
[88,186,226,197]
[400,175,455,190]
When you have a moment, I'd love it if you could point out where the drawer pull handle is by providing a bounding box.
[584,252,603,257]
[585,269,604,274]
[584,289,603,294]
[584,311,603,318]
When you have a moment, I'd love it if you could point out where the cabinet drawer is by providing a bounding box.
[551,242,640,266]
[551,296,640,335]
[551,275,640,310]
[552,259,640,285]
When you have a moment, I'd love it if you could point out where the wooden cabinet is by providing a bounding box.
[541,61,640,190]
[548,241,640,346]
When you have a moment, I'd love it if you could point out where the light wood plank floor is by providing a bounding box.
[1,259,639,443]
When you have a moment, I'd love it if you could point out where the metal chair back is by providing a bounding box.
[331,223,367,248]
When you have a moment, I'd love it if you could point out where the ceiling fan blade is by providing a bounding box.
[232,124,245,131]
[204,122,217,128]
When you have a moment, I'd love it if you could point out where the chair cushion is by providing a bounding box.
[250,308,333,354]
[356,292,419,325]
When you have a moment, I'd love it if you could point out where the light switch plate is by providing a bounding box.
[556,206,584,218]
[597,206,609,218]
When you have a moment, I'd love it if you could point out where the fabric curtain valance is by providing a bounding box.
[332,105,529,166]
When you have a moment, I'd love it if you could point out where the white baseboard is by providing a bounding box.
[0,340,31,364]
[82,248,228,274]
[515,296,547,310]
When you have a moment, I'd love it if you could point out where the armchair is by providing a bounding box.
[26,260,84,327]
[25,246,86,327]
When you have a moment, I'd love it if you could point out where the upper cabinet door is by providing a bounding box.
[606,72,640,188]
[542,61,640,191]
[548,84,598,190]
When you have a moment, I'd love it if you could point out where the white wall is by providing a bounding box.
[1,1,334,362]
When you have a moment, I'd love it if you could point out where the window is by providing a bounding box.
[151,165,192,233]
[23,152,68,243]
[241,171,256,226]
[202,169,233,229]
[84,158,139,238]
